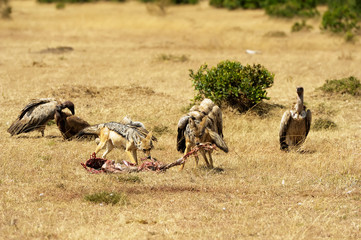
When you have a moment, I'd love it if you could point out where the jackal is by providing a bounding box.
[77,119,157,165]
[177,99,228,169]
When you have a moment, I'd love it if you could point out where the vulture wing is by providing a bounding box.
[305,109,312,138]
[8,99,58,136]
[208,105,223,137]
[279,110,292,150]
[177,115,190,153]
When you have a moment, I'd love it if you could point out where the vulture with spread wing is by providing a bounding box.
[279,87,312,150]
[7,98,75,137]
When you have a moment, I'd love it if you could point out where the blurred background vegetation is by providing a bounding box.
[2,0,360,39]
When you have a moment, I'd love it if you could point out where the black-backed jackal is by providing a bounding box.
[177,99,228,169]
[77,119,156,165]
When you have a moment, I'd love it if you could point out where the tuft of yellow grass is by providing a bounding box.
[0,1,360,239]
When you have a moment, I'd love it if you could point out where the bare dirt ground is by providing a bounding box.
[0,1,360,239]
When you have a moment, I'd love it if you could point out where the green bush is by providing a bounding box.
[189,60,274,111]
[291,20,313,32]
[321,5,360,33]
[139,0,198,4]
[318,76,361,96]
[209,0,265,10]
[264,0,319,18]
[84,191,128,205]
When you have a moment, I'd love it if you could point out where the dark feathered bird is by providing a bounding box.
[279,87,312,151]
[7,98,75,137]
[54,105,90,140]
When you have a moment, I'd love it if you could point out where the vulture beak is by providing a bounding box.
[62,101,75,115]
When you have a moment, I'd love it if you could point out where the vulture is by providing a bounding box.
[279,86,312,151]
[177,98,223,153]
[55,105,90,140]
[7,98,75,137]
[177,98,228,169]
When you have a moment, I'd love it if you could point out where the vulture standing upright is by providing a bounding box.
[55,105,90,140]
[7,98,75,137]
[279,87,312,150]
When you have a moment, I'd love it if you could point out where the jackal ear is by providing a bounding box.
[146,131,153,140]
[199,117,208,131]
[189,118,195,127]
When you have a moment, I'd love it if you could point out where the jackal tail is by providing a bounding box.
[207,129,229,153]
[76,124,104,138]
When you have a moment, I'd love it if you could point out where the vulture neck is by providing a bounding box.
[295,92,304,114]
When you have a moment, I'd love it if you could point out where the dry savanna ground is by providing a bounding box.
[0,0,360,239]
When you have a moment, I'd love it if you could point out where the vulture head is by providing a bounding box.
[59,101,75,115]
[296,86,304,97]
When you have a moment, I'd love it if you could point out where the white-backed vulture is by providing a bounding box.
[7,98,75,137]
[55,105,90,140]
[279,87,312,150]
[177,98,228,169]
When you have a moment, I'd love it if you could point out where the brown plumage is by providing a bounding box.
[279,87,312,150]
[55,106,90,140]
[7,98,75,137]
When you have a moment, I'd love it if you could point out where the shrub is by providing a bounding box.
[264,0,319,18]
[189,60,274,111]
[209,0,265,10]
[291,20,313,32]
[318,76,361,96]
[84,191,128,205]
[139,0,198,4]
[321,5,360,33]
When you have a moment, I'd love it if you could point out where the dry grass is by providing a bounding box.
[0,1,361,239]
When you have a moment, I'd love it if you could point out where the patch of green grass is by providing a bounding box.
[318,76,361,96]
[84,191,128,205]
[313,118,337,131]
[116,175,142,183]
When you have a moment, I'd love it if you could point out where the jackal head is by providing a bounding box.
[188,117,209,146]
[140,131,154,159]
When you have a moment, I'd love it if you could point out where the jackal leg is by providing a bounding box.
[95,128,109,155]
[207,151,214,169]
[125,142,138,165]
[180,142,194,170]
[199,149,211,168]
[102,141,114,159]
